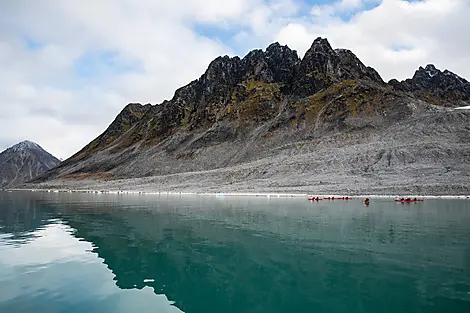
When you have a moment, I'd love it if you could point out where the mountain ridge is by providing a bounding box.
[30,37,470,194]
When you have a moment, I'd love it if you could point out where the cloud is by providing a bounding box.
[0,0,469,159]
[276,0,470,81]
[0,0,235,158]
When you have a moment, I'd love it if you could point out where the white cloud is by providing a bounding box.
[0,0,469,159]
[277,0,470,81]
[0,0,236,158]
[338,0,363,10]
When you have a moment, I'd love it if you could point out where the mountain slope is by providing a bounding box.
[0,141,60,188]
[32,38,470,194]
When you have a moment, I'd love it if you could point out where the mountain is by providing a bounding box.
[389,64,470,107]
[0,141,60,188]
[31,38,470,195]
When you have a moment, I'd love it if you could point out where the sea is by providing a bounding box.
[0,191,469,313]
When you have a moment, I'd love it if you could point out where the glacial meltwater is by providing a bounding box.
[0,191,469,313]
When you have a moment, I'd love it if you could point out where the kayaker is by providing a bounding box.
[364,198,370,205]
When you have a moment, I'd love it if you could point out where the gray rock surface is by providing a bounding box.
[27,38,470,195]
[0,140,60,188]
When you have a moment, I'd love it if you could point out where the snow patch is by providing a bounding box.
[426,70,438,78]
[455,105,470,110]
[443,70,466,84]
[9,140,42,152]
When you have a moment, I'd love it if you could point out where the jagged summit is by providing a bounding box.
[180,37,383,101]
[390,63,470,106]
[31,37,470,194]
[418,64,439,78]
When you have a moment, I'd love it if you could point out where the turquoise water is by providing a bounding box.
[0,192,469,313]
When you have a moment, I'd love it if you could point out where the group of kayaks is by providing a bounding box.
[394,198,424,203]
[308,196,352,201]
[307,196,424,204]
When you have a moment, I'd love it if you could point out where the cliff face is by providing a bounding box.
[389,64,470,107]
[0,141,60,188]
[33,38,470,193]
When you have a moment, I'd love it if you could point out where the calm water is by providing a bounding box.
[0,192,469,313]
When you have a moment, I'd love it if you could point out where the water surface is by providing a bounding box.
[0,191,469,312]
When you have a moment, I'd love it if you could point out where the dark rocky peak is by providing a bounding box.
[334,49,384,83]
[193,55,244,104]
[422,64,439,76]
[96,103,152,144]
[239,44,300,83]
[412,64,440,84]
[292,37,384,97]
[201,55,243,86]
[301,37,339,76]
[241,49,273,82]
[168,55,244,109]
[308,37,336,55]
[264,42,300,64]
[300,38,383,81]
[390,64,470,106]
[443,69,469,84]
[116,103,152,124]
[263,42,300,83]
[265,42,297,56]
[122,103,152,115]
[291,37,341,97]
[411,64,469,90]
[171,43,301,108]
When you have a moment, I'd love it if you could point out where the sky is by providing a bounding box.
[1,0,469,159]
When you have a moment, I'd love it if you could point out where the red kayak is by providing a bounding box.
[395,199,424,203]
[308,197,323,201]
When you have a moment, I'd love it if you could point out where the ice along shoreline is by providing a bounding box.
[4,188,470,199]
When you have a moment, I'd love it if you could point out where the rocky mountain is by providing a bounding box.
[389,64,470,107]
[0,141,60,188]
[32,38,470,194]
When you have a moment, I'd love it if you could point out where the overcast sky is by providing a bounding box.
[1,0,469,159]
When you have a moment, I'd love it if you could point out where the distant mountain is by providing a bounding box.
[0,141,60,188]
[389,64,470,107]
[32,38,470,194]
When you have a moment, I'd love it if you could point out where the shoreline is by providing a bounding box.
[5,188,470,199]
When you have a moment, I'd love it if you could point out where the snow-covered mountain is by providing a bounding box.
[0,140,60,188]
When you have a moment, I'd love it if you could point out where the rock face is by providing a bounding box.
[0,141,60,188]
[33,38,470,194]
[389,64,470,107]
